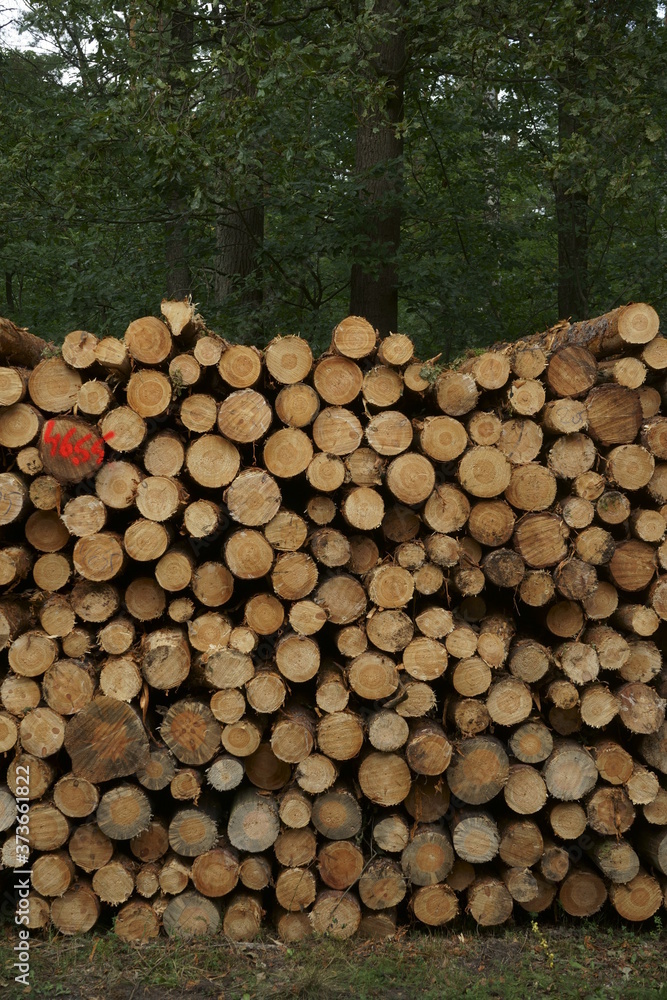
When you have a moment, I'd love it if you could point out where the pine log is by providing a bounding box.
[558,868,607,917]
[467,876,512,926]
[309,890,361,939]
[446,736,509,805]
[66,824,112,876]
[163,891,220,939]
[51,882,101,934]
[115,900,161,943]
[65,697,149,782]
[451,810,499,863]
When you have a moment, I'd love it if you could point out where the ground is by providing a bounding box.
[1,921,666,1000]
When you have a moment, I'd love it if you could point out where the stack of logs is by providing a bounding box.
[0,300,666,943]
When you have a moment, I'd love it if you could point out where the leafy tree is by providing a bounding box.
[0,0,665,361]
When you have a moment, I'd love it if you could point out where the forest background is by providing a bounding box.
[0,1,665,360]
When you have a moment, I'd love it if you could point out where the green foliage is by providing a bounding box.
[0,1,665,357]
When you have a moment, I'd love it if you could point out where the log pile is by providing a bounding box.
[1,300,666,942]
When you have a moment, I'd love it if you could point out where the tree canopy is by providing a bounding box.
[0,1,665,357]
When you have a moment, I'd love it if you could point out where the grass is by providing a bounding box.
[1,921,666,1000]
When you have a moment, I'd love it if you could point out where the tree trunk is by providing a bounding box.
[214,12,264,324]
[349,0,405,335]
[556,83,588,320]
[164,4,193,298]
[215,205,264,312]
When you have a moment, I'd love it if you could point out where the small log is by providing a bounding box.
[19,706,66,758]
[274,828,317,868]
[115,900,161,943]
[644,788,667,824]
[446,735,509,805]
[96,784,151,840]
[92,857,136,905]
[206,754,245,792]
[275,382,320,426]
[366,711,408,753]
[467,876,512,926]
[163,890,220,939]
[498,817,544,867]
[547,345,597,397]
[275,868,317,912]
[508,376,546,415]
[358,752,411,806]
[169,352,201,386]
[311,786,362,840]
[560,495,594,529]
[586,786,635,836]
[265,510,309,551]
[625,764,660,806]
[503,763,547,815]
[144,430,186,477]
[295,754,338,794]
[549,802,587,841]
[401,825,454,886]
[51,882,101,934]
[0,674,40,715]
[451,810,500,863]
[589,838,639,884]
[32,851,76,898]
[317,710,364,761]
[586,384,642,445]
[617,681,665,734]
[540,840,570,883]
[169,808,218,857]
[271,703,316,764]
[314,355,363,405]
[315,662,349,714]
[218,343,262,387]
[0,403,41,451]
[8,753,54,801]
[558,867,607,917]
[191,845,240,898]
[359,857,406,910]
[239,855,272,891]
[8,630,57,677]
[467,410,502,446]
[608,870,663,921]
[136,750,177,792]
[542,398,588,434]
[519,569,556,606]
[435,370,479,416]
[309,889,361,939]
[410,884,458,926]
[501,866,540,903]
[543,741,597,801]
[317,839,364,890]
[227,789,280,852]
[185,434,240,488]
[126,369,172,418]
[279,789,312,830]
[125,316,172,363]
[372,814,410,854]
[331,316,376,358]
[68,823,113,873]
[405,720,452,775]
[404,775,450,823]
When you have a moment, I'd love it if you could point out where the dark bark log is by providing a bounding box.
[0,317,47,367]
